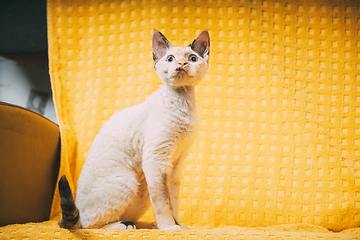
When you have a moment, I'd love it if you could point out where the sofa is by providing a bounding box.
[0,102,60,227]
[1,0,359,239]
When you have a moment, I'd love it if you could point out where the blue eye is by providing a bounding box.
[189,54,198,62]
[166,55,175,62]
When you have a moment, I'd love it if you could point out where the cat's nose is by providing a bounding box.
[178,61,188,68]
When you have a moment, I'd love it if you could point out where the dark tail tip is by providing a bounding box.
[59,175,73,200]
[58,175,81,229]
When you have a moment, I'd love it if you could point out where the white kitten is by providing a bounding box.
[58,30,210,230]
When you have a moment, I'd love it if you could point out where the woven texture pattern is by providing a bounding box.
[3,0,360,239]
[1,220,359,240]
[48,0,360,231]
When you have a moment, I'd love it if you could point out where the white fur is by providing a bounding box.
[75,31,209,230]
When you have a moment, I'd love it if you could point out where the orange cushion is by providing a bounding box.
[0,102,60,226]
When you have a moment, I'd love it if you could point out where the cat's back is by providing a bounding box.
[85,89,163,159]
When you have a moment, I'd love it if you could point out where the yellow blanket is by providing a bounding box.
[2,0,359,239]
[1,220,359,239]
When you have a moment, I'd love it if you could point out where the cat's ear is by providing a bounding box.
[152,30,172,62]
[189,30,210,62]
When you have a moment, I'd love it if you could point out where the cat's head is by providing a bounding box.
[152,30,210,89]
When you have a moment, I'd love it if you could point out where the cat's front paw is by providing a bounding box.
[162,225,182,230]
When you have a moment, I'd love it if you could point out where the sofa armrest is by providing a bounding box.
[0,102,60,226]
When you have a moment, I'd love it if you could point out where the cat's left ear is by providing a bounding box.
[152,30,173,62]
[190,30,210,62]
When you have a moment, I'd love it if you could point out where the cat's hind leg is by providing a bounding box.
[76,165,140,229]
[101,221,159,230]
[101,221,136,230]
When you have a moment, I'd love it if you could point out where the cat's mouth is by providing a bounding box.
[175,67,188,79]
[174,67,187,78]
[175,67,187,73]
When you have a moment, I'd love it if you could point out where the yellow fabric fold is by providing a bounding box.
[44,0,359,235]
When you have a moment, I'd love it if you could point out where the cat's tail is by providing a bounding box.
[58,175,81,229]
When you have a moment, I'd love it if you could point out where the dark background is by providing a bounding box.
[0,0,48,57]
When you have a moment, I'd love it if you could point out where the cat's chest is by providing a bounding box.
[165,96,198,137]
[165,88,197,125]
[174,108,198,135]
[144,86,199,142]
[169,109,198,161]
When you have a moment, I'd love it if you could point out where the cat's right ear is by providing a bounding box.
[152,30,172,62]
[189,30,210,63]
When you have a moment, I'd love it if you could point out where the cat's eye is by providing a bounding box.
[166,55,175,62]
[188,55,198,62]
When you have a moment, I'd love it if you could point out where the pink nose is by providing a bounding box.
[178,61,187,68]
